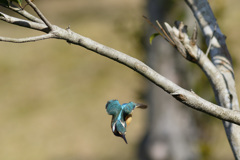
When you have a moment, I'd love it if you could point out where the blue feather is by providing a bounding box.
[106,100,147,144]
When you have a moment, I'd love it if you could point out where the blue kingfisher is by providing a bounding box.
[106,99,147,144]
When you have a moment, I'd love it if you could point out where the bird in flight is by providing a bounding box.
[106,99,147,144]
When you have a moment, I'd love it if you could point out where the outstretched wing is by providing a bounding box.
[123,102,147,115]
[122,102,147,126]
[106,99,122,115]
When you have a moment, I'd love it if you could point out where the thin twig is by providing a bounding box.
[25,0,53,31]
[143,16,175,47]
[0,12,49,32]
[143,16,164,36]
[2,4,43,23]
[156,20,175,46]
[0,34,55,43]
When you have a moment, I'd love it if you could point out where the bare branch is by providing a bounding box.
[1,4,43,23]
[25,0,53,30]
[163,21,234,109]
[0,12,49,32]
[143,16,175,46]
[184,0,240,158]
[46,26,240,125]
[1,12,240,125]
[156,20,175,46]
[0,34,55,43]
[164,22,191,61]
[164,21,235,108]
[150,14,240,157]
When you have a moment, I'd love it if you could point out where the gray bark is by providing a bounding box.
[185,0,240,158]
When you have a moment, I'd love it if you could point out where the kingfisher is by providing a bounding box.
[106,99,147,144]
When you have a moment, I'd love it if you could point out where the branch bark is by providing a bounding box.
[0,33,55,43]
[5,23,240,126]
[185,0,240,158]
[0,12,49,32]
[2,4,43,23]
[25,0,53,30]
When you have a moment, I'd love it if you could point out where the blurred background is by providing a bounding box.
[0,0,240,159]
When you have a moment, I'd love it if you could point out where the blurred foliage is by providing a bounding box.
[0,0,9,6]
[0,0,22,7]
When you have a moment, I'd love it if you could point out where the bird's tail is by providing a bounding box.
[136,103,148,109]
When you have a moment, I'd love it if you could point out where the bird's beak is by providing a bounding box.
[122,134,128,144]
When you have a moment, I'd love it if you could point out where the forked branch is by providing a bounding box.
[2,3,43,23]
[0,0,240,124]
[25,0,53,30]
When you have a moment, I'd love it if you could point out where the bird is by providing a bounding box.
[106,99,147,144]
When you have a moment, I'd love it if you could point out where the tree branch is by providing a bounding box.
[1,4,43,23]
[0,12,49,32]
[1,1,240,125]
[0,33,55,43]
[185,0,240,158]
[184,0,237,109]
[164,21,229,105]
[25,0,53,30]
[47,26,240,125]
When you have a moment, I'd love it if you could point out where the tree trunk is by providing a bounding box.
[139,1,199,159]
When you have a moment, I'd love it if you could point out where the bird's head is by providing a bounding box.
[112,120,128,144]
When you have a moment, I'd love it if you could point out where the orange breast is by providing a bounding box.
[125,114,132,126]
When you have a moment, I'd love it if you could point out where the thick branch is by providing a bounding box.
[185,0,238,110]
[49,26,240,125]
[1,8,240,125]
[185,0,240,158]
[164,22,228,105]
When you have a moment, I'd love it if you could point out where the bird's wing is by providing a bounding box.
[106,99,121,115]
[123,102,147,115]
[122,102,146,126]
[122,102,135,115]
